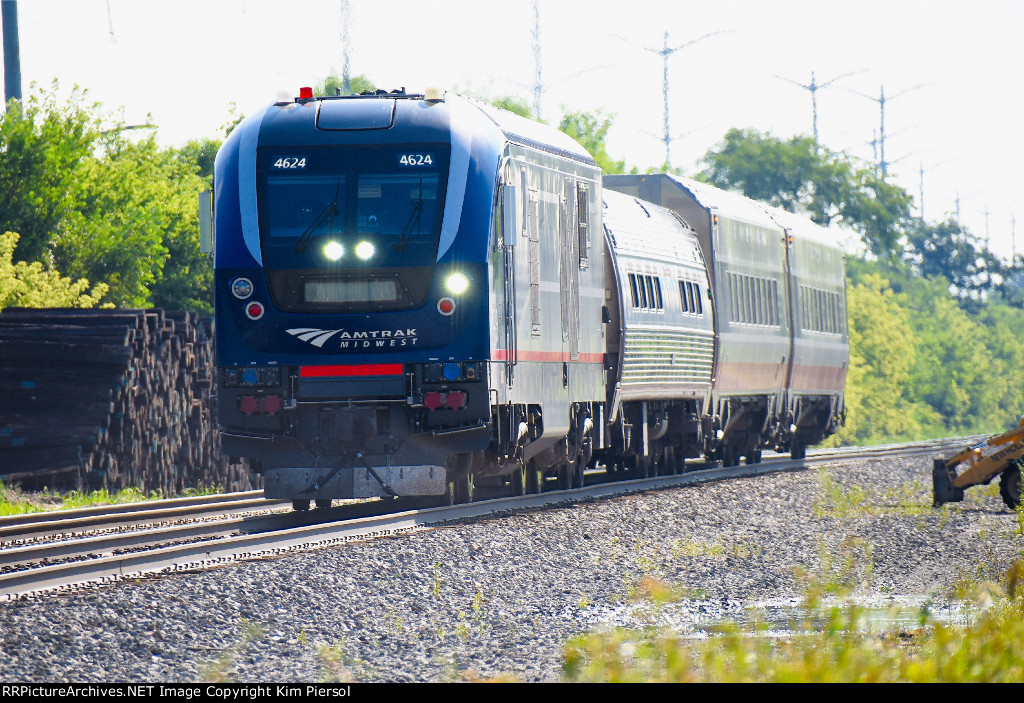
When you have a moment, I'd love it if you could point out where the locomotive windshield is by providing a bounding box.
[258,145,450,313]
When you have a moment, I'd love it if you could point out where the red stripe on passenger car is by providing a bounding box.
[300,364,404,378]
[490,350,604,362]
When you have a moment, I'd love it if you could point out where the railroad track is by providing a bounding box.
[0,436,977,600]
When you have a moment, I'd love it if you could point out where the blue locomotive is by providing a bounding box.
[211,87,848,509]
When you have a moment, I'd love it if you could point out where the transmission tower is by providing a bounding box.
[339,0,352,94]
[504,1,603,121]
[619,30,729,168]
[772,69,864,142]
[850,83,927,179]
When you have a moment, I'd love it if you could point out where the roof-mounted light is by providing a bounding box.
[298,86,314,100]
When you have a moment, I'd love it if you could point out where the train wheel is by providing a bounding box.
[791,442,807,460]
[744,450,762,465]
[721,446,740,468]
[315,499,332,509]
[292,499,310,512]
[1000,465,1022,510]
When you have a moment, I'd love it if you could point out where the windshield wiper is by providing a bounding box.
[394,176,425,253]
[293,179,341,254]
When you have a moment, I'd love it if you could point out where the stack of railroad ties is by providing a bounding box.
[0,308,247,496]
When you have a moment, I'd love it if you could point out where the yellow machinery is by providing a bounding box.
[933,417,1024,509]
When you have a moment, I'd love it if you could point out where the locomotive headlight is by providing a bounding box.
[231,277,254,300]
[323,241,345,261]
[446,272,470,295]
[355,241,375,260]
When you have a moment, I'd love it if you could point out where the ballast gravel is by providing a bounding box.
[0,454,1020,682]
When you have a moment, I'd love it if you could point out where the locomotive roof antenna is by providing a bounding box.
[847,82,929,180]
[2,0,21,109]
[770,69,865,143]
[616,29,731,169]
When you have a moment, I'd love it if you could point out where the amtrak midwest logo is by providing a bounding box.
[286,328,419,349]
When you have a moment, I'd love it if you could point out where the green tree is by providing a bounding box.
[489,94,534,119]
[0,82,104,263]
[832,272,938,445]
[558,110,626,174]
[0,231,107,311]
[174,138,220,185]
[0,82,214,310]
[699,128,912,258]
[314,72,376,97]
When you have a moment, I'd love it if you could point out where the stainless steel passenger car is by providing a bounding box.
[600,190,715,474]
[603,174,848,463]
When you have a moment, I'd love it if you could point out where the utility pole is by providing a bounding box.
[772,69,864,142]
[2,0,21,107]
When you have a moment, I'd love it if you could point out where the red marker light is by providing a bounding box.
[299,86,313,100]
[437,297,455,316]
[245,301,265,320]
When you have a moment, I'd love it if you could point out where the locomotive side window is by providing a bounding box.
[527,190,542,336]
[576,182,590,269]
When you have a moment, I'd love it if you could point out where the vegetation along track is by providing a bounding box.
[0,437,977,600]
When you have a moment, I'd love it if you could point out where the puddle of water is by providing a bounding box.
[564,594,974,636]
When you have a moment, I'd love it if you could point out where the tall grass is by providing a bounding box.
[0,479,220,516]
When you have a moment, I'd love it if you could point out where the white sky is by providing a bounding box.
[6,0,1023,259]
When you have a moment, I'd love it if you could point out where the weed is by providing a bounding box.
[199,619,265,683]
[316,636,377,682]
[455,613,470,643]
[796,537,874,606]
[670,537,751,560]
[432,561,443,599]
